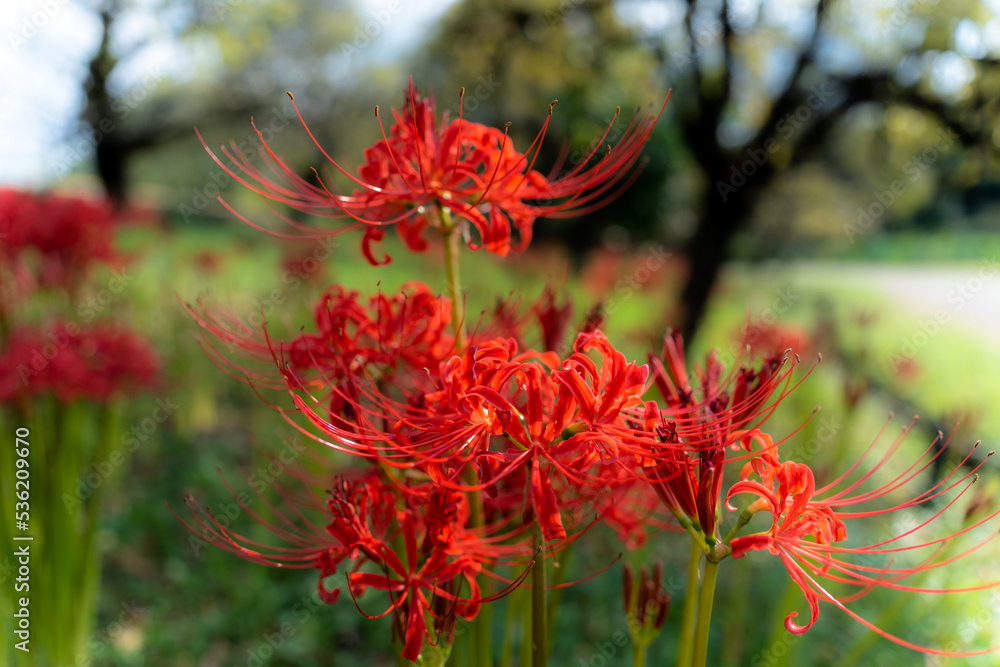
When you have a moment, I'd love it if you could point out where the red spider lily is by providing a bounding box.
[726,422,1000,656]
[0,189,126,296]
[183,282,455,393]
[280,327,661,542]
[626,330,803,540]
[0,322,159,403]
[742,321,812,359]
[177,470,396,602]
[346,510,485,662]
[176,463,537,662]
[580,466,674,549]
[197,79,669,264]
[184,281,600,411]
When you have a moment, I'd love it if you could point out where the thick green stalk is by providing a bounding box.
[690,559,720,667]
[499,590,520,667]
[520,586,533,667]
[531,525,547,667]
[476,581,493,667]
[675,540,702,667]
[633,643,647,667]
[75,404,120,660]
[719,565,748,667]
[440,210,465,349]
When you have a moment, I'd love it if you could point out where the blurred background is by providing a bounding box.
[3,0,1000,664]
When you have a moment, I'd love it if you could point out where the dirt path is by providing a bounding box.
[788,261,1000,345]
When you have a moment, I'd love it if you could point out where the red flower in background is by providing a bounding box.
[0,322,160,403]
[0,189,128,296]
[198,79,668,264]
[742,321,812,360]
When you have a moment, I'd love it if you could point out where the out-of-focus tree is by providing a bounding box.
[647,0,1000,340]
[76,0,358,205]
[421,0,1000,340]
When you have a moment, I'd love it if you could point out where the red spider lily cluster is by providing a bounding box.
[182,283,672,660]
[0,189,159,405]
[0,188,125,299]
[0,322,159,403]
[181,81,1000,665]
[198,79,668,265]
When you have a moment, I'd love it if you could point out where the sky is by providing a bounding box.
[3,0,998,190]
[0,0,458,188]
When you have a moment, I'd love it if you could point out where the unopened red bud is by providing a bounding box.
[622,563,634,611]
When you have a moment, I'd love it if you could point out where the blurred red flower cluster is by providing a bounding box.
[0,189,159,404]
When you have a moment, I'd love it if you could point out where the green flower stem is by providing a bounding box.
[690,559,719,667]
[675,539,702,667]
[520,586,533,667]
[499,588,520,667]
[532,525,548,667]
[719,566,748,667]
[476,579,493,667]
[440,207,465,349]
[633,643,647,667]
[723,506,757,545]
[75,403,121,658]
